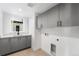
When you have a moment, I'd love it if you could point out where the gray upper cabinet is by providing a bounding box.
[38,5,59,28]
[70,4,79,26]
[59,4,72,26]
[59,3,79,26]
[46,5,59,27]
[38,3,78,28]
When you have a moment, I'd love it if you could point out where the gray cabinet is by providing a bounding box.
[37,5,59,28]
[11,37,20,52]
[19,36,27,49]
[0,35,31,55]
[59,4,72,26]
[11,36,31,52]
[0,38,11,55]
[38,4,73,28]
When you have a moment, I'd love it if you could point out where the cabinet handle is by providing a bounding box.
[57,39,59,42]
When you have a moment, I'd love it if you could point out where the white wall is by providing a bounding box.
[34,28,41,50]
[3,12,12,34]
[2,11,29,35]
[29,14,37,51]
[0,9,3,36]
[23,17,29,34]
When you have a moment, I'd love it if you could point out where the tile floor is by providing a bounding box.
[8,48,49,56]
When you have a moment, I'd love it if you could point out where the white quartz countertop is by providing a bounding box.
[0,34,31,38]
[41,26,79,39]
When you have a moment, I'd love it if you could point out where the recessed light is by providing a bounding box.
[18,8,22,12]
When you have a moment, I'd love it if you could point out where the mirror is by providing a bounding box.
[12,20,23,35]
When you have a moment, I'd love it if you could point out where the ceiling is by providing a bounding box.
[27,3,59,14]
[27,3,58,13]
[0,3,59,16]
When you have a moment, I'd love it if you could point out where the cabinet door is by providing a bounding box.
[11,37,20,52]
[59,4,71,26]
[19,36,27,49]
[41,34,47,52]
[49,35,66,56]
[17,36,31,50]
[41,33,50,54]
[49,35,57,45]
[15,37,27,50]
[48,35,57,55]
[17,37,23,50]
[56,37,66,56]
[26,36,31,48]
[11,36,31,52]
[0,38,11,55]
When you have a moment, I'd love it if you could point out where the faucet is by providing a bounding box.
[17,31,19,35]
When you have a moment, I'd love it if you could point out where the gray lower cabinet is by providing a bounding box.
[0,38,11,55]
[0,35,31,55]
[11,37,20,52]
[26,36,31,48]
[19,36,27,49]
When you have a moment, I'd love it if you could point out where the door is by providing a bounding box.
[19,36,27,49]
[0,38,11,55]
